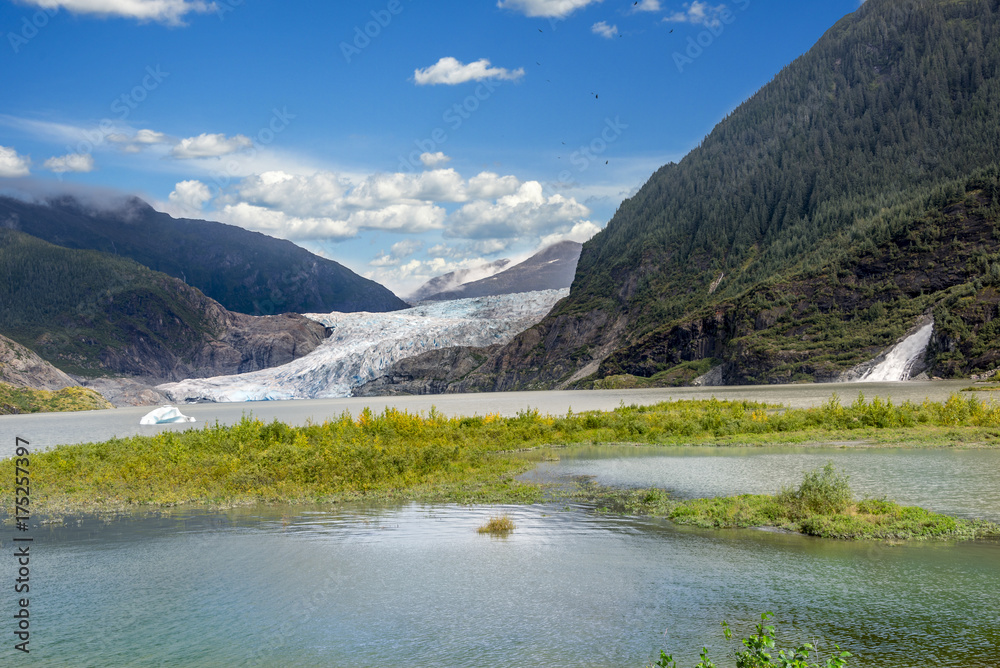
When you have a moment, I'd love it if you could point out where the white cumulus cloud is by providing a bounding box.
[496,0,602,18]
[539,220,601,247]
[591,21,618,38]
[632,0,660,11]
[219,200,445,241]
[220,202,356,241]
[419,151,451,168]
[43,152,95,173]
[168,179,213,212]
[664,1,727,28]
[170,133,253,159]
[108,128,170,148]
[446,181,591,240]
[346,169,469,207]
[21,0,215,25]
[466,171,522,200]
[370,239,425,267]
[235,171,350,217]
[0,146,31,177]
[414,57,524,85]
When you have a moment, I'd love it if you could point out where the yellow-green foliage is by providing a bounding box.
[5,408,546,513]
[477,514,515,535]
[3,394,1000,514]
[668,464,1000,541]
[0,382,112,414]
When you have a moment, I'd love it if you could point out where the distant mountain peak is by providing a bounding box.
[416,241,582,302]
[407,258,512,303]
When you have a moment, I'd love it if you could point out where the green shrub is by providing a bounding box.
[650,612,851,668]
[779,462,853,515]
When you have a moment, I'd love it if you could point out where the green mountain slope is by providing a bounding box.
[0,195,407,315]
[0,229,329,379]
[456,0,1000,390]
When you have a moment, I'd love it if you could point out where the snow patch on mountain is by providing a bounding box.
[158,289,568,402]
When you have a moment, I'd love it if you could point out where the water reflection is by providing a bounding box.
[7,502,999,668]
[525,445,1000,521]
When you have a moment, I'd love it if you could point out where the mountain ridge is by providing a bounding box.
[0,195,407,315]
[0,229,330,381]
[364,0,1000,393]
[418,241,583,302]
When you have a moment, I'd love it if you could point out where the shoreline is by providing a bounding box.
[3,394,999,541]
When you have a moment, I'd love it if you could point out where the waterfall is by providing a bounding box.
[860,322,934,382]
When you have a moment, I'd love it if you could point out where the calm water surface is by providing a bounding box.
[2,382,997,666]
[525,445,1000,521]
[1,503,997,667]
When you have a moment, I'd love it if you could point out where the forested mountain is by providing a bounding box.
[406,0,1000,391]
[0,195,407,315]
[0,230,329,379]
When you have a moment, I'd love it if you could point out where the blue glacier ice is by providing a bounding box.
[159,289,568,402]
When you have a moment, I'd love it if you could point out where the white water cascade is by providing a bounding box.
[860,321,934,382]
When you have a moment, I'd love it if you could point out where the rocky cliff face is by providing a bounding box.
[0,334,76,390]
[86,284,331,382]
[352,346,500,396]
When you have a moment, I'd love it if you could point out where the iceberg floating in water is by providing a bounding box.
[159,289,568,402]
[140,405,197,425]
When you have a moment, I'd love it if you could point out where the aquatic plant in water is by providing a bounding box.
[651,613,851,668]
[477,514,515,536]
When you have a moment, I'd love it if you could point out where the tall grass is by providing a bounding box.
[668,463,1000,540]
[477,514,516,536]
[3,394,999,514]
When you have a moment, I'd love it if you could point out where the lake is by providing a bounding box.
[4,493,998,667]
[2,381,997,666]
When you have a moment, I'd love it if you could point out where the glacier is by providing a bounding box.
[158,289,568,402]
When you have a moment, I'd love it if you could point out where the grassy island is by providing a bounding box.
[3,394,1000,541]
[664,463,999,540]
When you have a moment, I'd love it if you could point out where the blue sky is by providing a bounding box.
[0,0,862,296]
